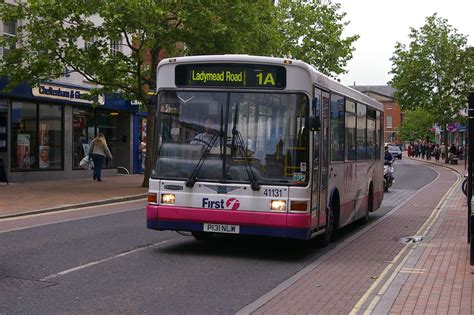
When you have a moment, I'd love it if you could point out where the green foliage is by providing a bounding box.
[275,0,359,76]
[397,108,436,141]
[390,14,474,124]
[0,0,358,186]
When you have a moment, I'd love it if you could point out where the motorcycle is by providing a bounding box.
[384,160,394,192]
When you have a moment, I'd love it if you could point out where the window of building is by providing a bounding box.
[330,93,344,161]
[357,103,367,160]
[2,19,16,57]
[386,115,393,129]
[345,100,356,161]
[109,39,122,56]
[84,35,97,49]
[11,102,63,171]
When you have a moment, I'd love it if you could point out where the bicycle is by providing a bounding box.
[462,173,473,196]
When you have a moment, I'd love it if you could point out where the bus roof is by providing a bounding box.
[157,55,383,111]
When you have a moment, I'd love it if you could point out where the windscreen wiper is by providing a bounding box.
[185,130,222,188]
[187,106,226,188]
[231,104,260,191]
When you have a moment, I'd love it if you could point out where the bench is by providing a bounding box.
[450,158,459,165]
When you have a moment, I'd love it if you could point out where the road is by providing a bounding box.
[0,159,437,313]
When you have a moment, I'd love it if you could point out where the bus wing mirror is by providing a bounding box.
[308,116,320,132]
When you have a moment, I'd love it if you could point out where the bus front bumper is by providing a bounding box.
[147,205,312,240]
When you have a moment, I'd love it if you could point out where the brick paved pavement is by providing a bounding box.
[239,156,474,314]
[0,174,147,218]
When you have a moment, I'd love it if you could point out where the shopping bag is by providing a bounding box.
[79,156,90,170]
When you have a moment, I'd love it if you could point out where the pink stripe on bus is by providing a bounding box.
[147,205,312,229]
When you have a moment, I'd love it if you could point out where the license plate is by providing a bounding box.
[203,223,240,234]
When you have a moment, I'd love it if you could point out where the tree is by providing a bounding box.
[275,0,359,77]
[397,108,436,142]
[1,0,358,186]
[390,14,474,124]
[0,0,280,187]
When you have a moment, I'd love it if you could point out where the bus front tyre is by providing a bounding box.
[319,207,335,247]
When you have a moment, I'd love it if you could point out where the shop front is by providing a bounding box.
[0,82,141,183]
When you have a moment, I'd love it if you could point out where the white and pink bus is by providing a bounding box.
[147,55,384,244]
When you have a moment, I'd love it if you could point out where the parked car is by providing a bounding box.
[388,145,402,159]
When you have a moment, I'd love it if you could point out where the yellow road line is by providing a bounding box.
[350,171,461,315]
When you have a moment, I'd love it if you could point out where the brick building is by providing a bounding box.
[351,85,403,145]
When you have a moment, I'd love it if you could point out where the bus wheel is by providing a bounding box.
[191,232,213,241]
[319,206,335,247]
[360,186,373,225]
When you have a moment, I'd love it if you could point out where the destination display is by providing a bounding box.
[175,64,286,89]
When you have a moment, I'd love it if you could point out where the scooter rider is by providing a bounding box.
[384,146,395,190]
[384,146,394,165]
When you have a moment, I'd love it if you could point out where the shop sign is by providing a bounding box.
[32,83,104,105]
[446,123,466,132]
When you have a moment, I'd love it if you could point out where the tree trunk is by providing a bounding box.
[141,104,156,188]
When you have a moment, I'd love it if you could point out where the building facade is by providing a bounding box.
[0,81,145,183]
[0,9,146,183]
[352,85,403,145]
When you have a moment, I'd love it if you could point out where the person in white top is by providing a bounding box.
[89,133,112,181]
[190,118,217,146]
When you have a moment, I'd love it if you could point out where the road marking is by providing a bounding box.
[0,199,148,234]
[40,239,172,281]
[350,170,461,315]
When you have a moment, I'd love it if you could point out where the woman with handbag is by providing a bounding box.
[89,133,113,181]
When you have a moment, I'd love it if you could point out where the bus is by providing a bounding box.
[147,55,384,244]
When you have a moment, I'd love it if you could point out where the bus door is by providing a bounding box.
[311,88,322,229]
[319,91,330,228]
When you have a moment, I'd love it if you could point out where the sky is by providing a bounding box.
[336,0,474,87]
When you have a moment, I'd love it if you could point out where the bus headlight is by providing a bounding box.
[161,193,176,205]
[271,200,287,211]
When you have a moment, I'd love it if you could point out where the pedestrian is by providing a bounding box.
[414,143,420,158]
[440,143,446,161]
[434,144,440,163]
[421,142,426,159]
[140,136,147,172]
[426,142,432,160]
[407,143,413,158]
[89,133,113,181]
[448,143,457,162]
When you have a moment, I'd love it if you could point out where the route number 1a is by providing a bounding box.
[256,72,276,86]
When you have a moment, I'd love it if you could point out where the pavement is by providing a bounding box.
[0,174,147,219]
[0,156,473,314]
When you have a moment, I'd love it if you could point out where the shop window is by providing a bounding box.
[39,104,62,169]
[0,100,8,152]
[11,102,63,171]
[72,108,94,169]
[72,108,117,169]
